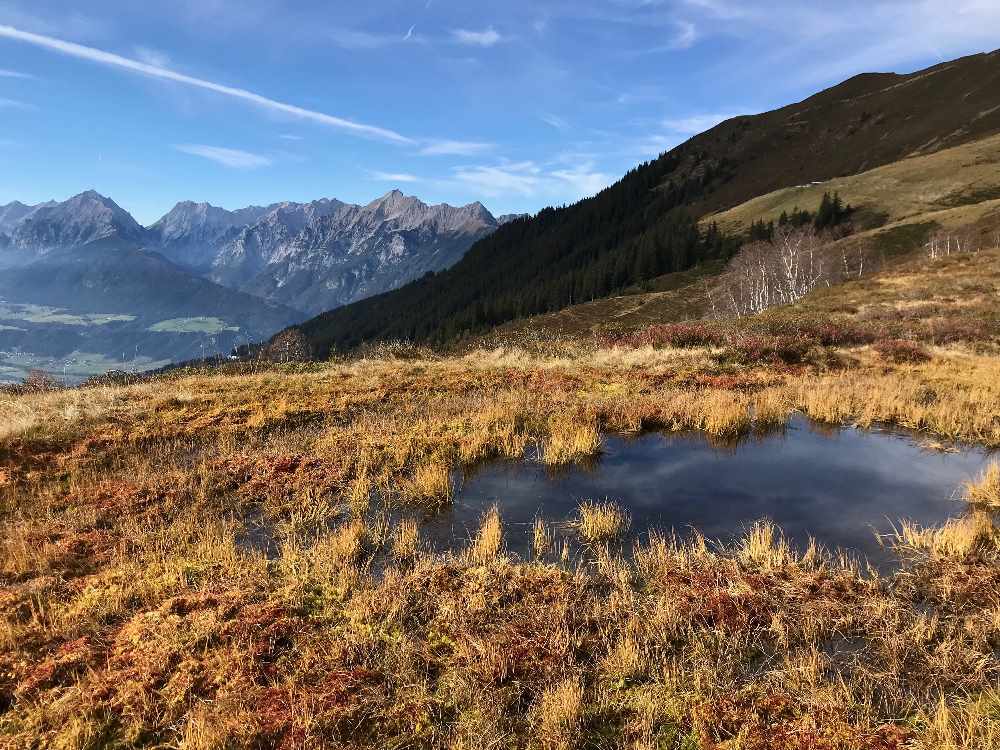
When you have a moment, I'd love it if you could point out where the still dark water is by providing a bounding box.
[416,416,992,568]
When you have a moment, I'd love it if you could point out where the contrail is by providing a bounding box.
[0,24,413,144]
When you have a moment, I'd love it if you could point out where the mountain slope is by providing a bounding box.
[146,200,276,272]
[0,244,302,368]
[205,191,501,314]
[290,49,1000,356]
[707,131,1000,234]
[2,191,146,265]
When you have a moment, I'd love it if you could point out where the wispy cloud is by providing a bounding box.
[369,170,420,183]
[174,144,272,169]
[0,68,32,78]
[0,97,33,109]
[663,112,742,134]
[452,159,610,201]
[452,28,503,47]
[540,113,569,130]
[330,26,424,50]
[669,20,698,49]
[132,45,170,68]
[0,24,414,144]
[419,139,495,156]
[279,134,303,141]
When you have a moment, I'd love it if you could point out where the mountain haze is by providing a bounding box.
[0,191,146,265]
[205,191,502,314]
[0,189,507,379]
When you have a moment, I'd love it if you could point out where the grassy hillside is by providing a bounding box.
[708,132,1000,234]
[3,243,1000,747]
[288,50,1000,356]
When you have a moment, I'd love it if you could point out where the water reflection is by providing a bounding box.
[417,415,992,568]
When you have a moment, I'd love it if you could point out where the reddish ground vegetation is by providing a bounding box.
[873,338,932,364]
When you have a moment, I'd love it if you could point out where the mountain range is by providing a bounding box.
[0,190,509,380]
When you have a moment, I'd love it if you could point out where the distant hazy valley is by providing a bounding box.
[0,189,509,381]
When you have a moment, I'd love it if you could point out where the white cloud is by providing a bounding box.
[369,170,420,183]
[452,160,610,201]
[279,134,303,140]
[540,113,569,130]
[419,139,495,156]
[669,20,698,49]
[632,134,683,158]
[0,68,32,78]
[0,24,413,144]
[132,45,170,68]
[663,112,741,134]
[0,96,33,109]
[549,164,613,198]
[330,26,424,49]
[174,144,272,169]
[452,28,502,47]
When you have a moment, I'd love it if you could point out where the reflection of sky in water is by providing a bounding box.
[420,416,992,568]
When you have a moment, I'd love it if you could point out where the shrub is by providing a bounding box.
[758,318,880,346]
[873,338,931,364]
[723,334,815,366]
[923,318,993,344]
[0,369,64,396]
[263,328,313,362]
[601,323,726,349]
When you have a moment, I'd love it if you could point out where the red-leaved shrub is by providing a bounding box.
[873,338,931,364]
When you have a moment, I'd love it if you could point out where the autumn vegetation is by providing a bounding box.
[2,244,1000,748]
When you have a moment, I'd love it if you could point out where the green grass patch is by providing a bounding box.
[148,317,240,334]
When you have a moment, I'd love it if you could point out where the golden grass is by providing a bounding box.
[574,500,631,543]
[965,462,1000,507]
[706,131,1000,234]
[532,518,554,557]
[738,520,796,570]
[392,518,421,560]
[543,416,601,465]
[535,677,584,750]
[469,505,504,563]
[404,460,454,507]
[2,247,1000,747]
[890,512,997,559]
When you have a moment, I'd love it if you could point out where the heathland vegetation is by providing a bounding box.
[2,237,1000,747]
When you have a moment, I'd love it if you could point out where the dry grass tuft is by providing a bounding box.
[964,462,1000,507]
[535,677,584,750]
[543,417,601,465]
[469,505,504,563]
[392,518,421,559]
[738,520,796,569]
[533,518,554,557]
[574,501,631,543]
[891,512,997,559]
[404,460,454,506]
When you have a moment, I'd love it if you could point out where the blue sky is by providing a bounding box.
[1,0,998,224]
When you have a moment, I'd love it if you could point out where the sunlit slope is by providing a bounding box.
[706,132,1000,234]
